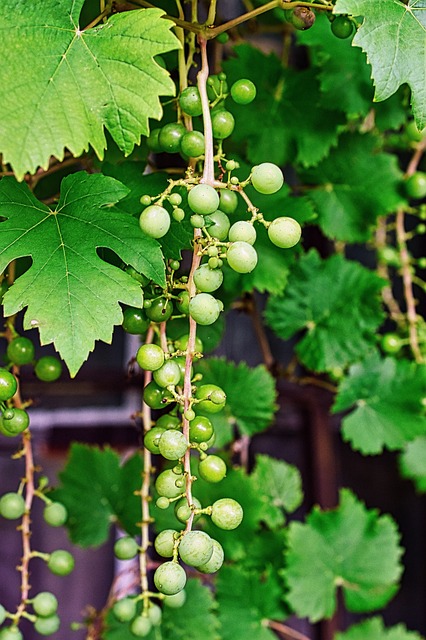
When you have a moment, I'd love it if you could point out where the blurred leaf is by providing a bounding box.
[400,436,426,492]
[335,616,424,640]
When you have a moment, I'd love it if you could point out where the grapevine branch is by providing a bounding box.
[267,620,312,640]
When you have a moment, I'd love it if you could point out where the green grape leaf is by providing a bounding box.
[265,250,385,372]
[251,454,303,529]
[0,172,165,376]
[400,436,426,492]
[0,3,179,179]
[194,357,277,440]
[334,0,426,128]
[335,617,424,640]
[301,133,406,242]
[333,353,426,454]
[223,45,345,168]
[52,444,142,547]
[217,566,286,640]
[161,579,221,640]
[284,489,403,622]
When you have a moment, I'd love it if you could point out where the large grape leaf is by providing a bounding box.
[222,45,345,168]
[333,353,426,454]
[335,617,424,640]
[194,357,277,445]
[284,489,403,622]
[400,436,426,492]
[0,172,165,376]
[334,0,426,128]
[301,133,406,242]
[52,444,143,546]
[264,250,385,372]
[217,566,286,640]
[0,2,179,179]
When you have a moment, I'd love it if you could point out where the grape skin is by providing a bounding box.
[188,184,219,215]
[193,264,224,293]
[139,205,171,239]
[268,217,302,249]
[153,561,187,595]
[228,221,256,245]
[211,498,243,530]
[189,293,222,325]
[251,162,284,194]
[178,531,214,567]
[226,241,258,273]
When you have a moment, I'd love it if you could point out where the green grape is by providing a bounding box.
[130,615,152,638]
[136,344,165,372]
[0,493,25,520]
[112,597,137,622]
[159,123,186,154]
[154,529,178,558]
[226,241,258,273]
[140,194,152,207]
[122,307,150,335]
[155,469,185,499]
[43,502,68,527]
[198,455,227,483]
[139,205,171,239]
[174,496,202,524]
[32,592,58,617]
[191,214,205,228]
[268,217,301,249]
[143,381,171,410]
[228,221,256,245]
[34,613,61,635]
[189,293,222,326]
[219,189,238,214]
[180,131,205,158]
[406,120,426,142]
[125,266,150,287]
[211,110,235,140]
[0,627,23,640]
[169,193,182,207]
[197,539,224,573]
[0,604,6,625]
[405,172,426,199]
[6,336,35,366]
[174,334,204,354]
[0,369,17,402]
[195,384,226,413]
[377,246,401,268]
[153,360,182,388]
[176,290,190,315]
[179,86,203,117]
[145,298,174,323]
[153,561,187,595]
[156,496,170,509]
[331,14,354,38]
[144,426,166,454]
[156,414,181,430]
[193,264,224,293]
[381,333,402,354]
[163,590,186,608]
[211,498,243,530]
[158,429,188,460]
[47,550,75,576]
[147,604,162,626]
[188,184,219,215]
[205,210,230,241]
[147,128,163,153]
[114,536,139,560]
[172,207,185,222]
[0,409,29,436]
[178,531,213,567]
[251,162,284,194]
[189,415,214,443]
[34,356,62,382]
[230,79,256,105]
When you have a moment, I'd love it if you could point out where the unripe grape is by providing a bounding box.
[0,493,25,520]
[331,14,354,38]
[211,110,235,140]
[206,210,230,241]
[226,241,258,273]
[112,597,137,622]
[174,496,202,524]
[154,529,178,558]
[189,415,214,443]
[211,498,243,530]
[179,86,203,117]
[219,189,239,214]
[230,79,257,105]
[114,536,139,560]
[163,590,187,608]
[153,561,187,595]
[188,184,219,215]
[268,217,302,248]
[35,356,62,382]
[7,336,35,366]
[122,307,150,335]
[178,531,214,567]
[136,344,165,371]
[148,604,162,626]
[155,469,185,498]
[0,368,17,401]
[195,384,226,413]
[251,162,284,194]
[197,539,224,573]
[139,205,171,238]
[153,360,182,388]
[405,172,426,199]
[0,628,23,640]
[381,333,402,354]
[159,122,186,154]
[47,550,75,576]
[131,615,152,637]
[180,130,205,158]
[144,426,166,454]
[228,221,256,245]
[34,615,61,636]
[194,264,224,293]
[0,409,30,437]
[198,455,227,483]
[0,605,6,625]
[32,592,58,617]
[43,502,68,527]
[189,293,222,326]
[158,429,188,460]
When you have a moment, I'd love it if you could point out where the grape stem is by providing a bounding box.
[267,620,312,640]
